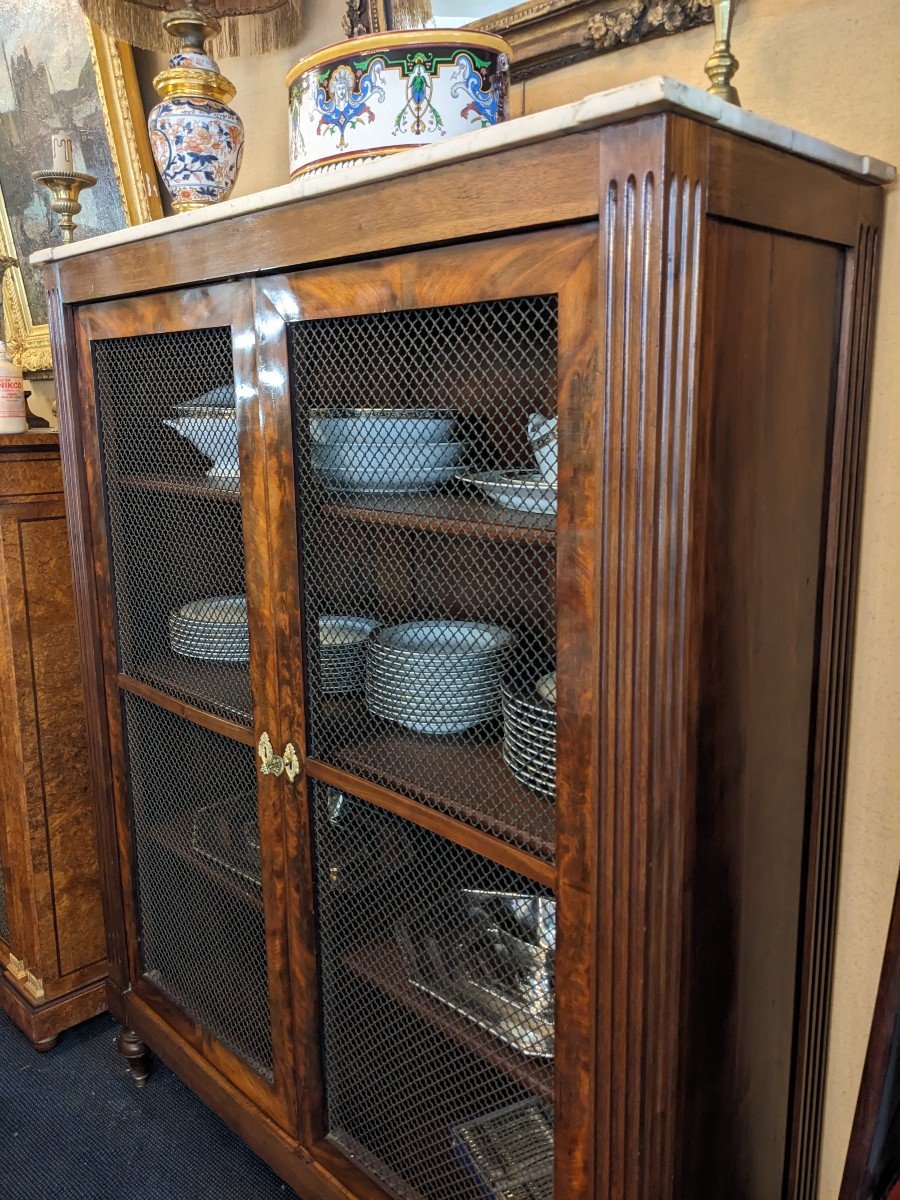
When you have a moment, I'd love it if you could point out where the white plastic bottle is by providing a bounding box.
[0,335,26,433]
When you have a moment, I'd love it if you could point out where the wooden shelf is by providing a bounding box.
[150,810,263,912]
[120,473,241,503]
[136,656,253,728]
[322,492,554,543]
[343,937,554,1103]
[319,699,554,862]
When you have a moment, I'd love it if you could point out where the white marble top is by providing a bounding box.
[32,75,895,266]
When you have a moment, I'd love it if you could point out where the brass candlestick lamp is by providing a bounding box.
[31,170,97,245]
[705,0,740,106]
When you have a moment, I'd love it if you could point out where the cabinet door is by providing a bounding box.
[74,285,297,1131]
[0,493,104,1000]
[256,227,602,1198]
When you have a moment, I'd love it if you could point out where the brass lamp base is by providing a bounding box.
[32,170,98,245]
[705,0,740,106]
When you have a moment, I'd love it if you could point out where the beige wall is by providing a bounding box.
[128,3,896,1195]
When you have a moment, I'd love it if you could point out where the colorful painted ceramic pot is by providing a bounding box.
[285,30,512,180]
[149,48,244,213]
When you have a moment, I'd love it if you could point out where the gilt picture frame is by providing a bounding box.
[344,0,715,80]
[0,11,162,372]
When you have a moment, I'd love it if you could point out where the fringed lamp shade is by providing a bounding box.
[76,0,303,57]
[386,1,436,29]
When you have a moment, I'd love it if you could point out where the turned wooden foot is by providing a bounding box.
[30,1034,58,1053]
[116,1027,150,1087]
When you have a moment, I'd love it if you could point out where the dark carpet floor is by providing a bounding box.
[0,1012,300,1200]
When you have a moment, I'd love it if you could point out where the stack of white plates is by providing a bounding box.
[501,675,556,797]
[366,620,513,735]
[319,614,377,694]
[457,469,557,516]
[169,596,249,662]
[309,407,464,493]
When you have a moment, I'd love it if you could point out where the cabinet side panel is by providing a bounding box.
[18,513,105,978]
[685,220,843,1197]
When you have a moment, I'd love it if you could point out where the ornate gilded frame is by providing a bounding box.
[0,21,162,372]
[344,0,715,79]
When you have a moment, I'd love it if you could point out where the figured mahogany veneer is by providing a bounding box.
[42,110,887,1200]
[0,431,106,1049]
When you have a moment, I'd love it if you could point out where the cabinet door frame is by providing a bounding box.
[73,282,298,1132]
[253,224,603,1197]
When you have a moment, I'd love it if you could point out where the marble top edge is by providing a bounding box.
[31,76,895,266]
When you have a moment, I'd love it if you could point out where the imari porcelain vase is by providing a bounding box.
[148,8,244,213]
[285,30,512,180]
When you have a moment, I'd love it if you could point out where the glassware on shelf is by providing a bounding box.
[191,793,262,889]
[452,1097,554,1200]
[395,888,556,1058]
[321,786,413,893]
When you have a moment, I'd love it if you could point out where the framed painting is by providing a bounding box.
[0,0,162,372]
[343,0,715,80]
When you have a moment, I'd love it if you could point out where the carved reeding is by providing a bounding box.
[596,157,705,1200]
[789,221,881,1200]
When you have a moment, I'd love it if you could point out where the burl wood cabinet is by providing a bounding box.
[37,84,889,1200]
[0,430,106,1048]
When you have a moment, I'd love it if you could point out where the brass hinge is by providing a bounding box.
[24,970,45,1001]
[6,953,27,981]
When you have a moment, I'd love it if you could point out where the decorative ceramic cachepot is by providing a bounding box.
[149,46,245,213]
[285,30,512,180]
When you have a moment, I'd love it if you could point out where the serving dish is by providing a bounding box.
[457,469,556,516]
[309,407,456,445]
[286,30,511,179]
[165,386,239,479]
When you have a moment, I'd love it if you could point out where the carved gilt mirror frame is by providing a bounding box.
[343,0,715,80]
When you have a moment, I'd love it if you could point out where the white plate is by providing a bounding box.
[309,408,456,446]
[375,621,512,657]
[366,678,501,702]
[502,747,556,796]
[368,704,496,735]
[501,684,556,718]
[502,712,557,747]
[323,466,461,494]
[319,614,377,646]
[171,647,250,663]
[535,671,557,704]
[457,469,557,516]
[312,439,464,474]
[504,740,557,777]
[503,734,557,770]
[173,597,247,624]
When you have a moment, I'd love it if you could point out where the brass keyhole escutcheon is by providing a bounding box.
[258,732,300,782]
[258,732,283,777]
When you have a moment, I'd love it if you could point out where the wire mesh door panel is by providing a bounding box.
[93,327,252,726]
[291,297,559,862]
[85,311,282,1096]
[312,780,555,1200]
[123,694,273,1080]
